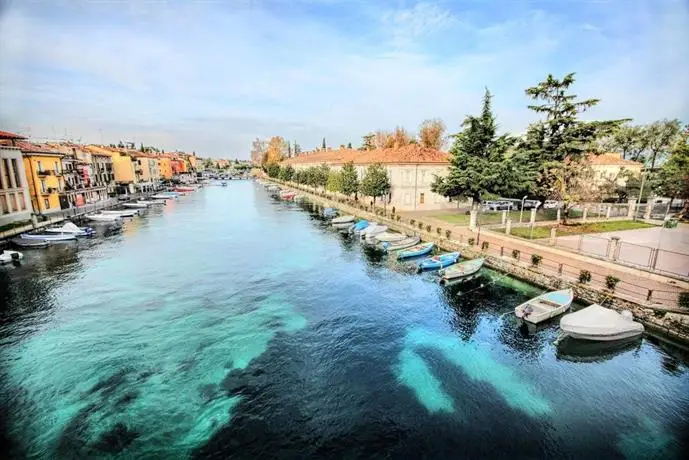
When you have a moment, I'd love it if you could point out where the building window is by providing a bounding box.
[11,159,21,188]
[2,159,11,188]
[41,179,47,193]
[1,195,8,214]
[44,198,50,209]
[419,192,425,204]
[54,161,60,173]
[10,193,18,211]
[18,192,26,210]
[37,160,43,172]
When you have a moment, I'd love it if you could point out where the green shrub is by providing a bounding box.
[426,225,432,232]
[481,241,489,250]
[579,270,592,284]
[512,249,520,260]
[605,275,620,291]
[468,237,475,246]
[678,292,689,309]
[396,215,401,222]
[445,230,451,239]
[436,227,442,235]
[531,254,542,267]
[410,219,415,225]
[418,222,424,230]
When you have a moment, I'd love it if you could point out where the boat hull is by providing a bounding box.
[0,250,24,263]
[418,252,460,270]
[20,233,76,241]
[397,242,434,259]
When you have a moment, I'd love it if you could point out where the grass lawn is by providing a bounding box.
[432,209,563,226]
[502,220,656,240]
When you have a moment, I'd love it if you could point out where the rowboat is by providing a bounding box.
[360,224,386,240]
[86,214,123,222]
[44,222,94,237]
[349,220,369,233]
[280,192,296,200]
[397,242,434,259]
[174,186,195,192]
[122,202,149,209]
[332,215,355,225]
[151,194,175,200]
[11,238,51,248]
[101,210,138,217]
[380,236,421,252]
[417,252,460,271]
[439,258,485,283]
[20,233,77,241]
[374,232,407,243]
[557,304,644,342]
[137,200,164,206]
[0,250,23,264]
[323,207,338,218]
[514,289,574,324]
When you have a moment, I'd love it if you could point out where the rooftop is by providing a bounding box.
[0,130,27,140]
[588,152,643,166]
[282,145,449,166]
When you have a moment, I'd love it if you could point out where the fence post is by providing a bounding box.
[649,248,659,270]
[582,207,588,223]
[505,218,512,235]
[627,199,636,219]
[549,227,557,245]
[556,208,561,222]
[644,201,652,220]
[530,208,537,224]
[501,210,507,225]
[606,206,612,219]
[558,263,563,275]
[646,290,653,302]
[577,234,584,252]
[500,246,504,257]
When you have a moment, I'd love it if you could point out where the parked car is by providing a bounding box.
[521,199,541,210]
[482,200,514,211]
[543,200,562,209]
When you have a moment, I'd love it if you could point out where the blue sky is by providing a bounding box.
[1,0,687,158]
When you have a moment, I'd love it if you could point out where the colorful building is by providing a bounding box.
[158,156,173,180]
[20,142,65,214]
[0,130,32,226]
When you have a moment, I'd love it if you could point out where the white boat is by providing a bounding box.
[514,289,574,324]
[122,202,149,209]
[137,200,164,206]
[361,224,388,241]
[558,304,645,342]
[20,233,77,241]
[331,215,355,225]
[86,214,123,222]
[151,194,175,200]
[439,258,485,283]
[44,222,94,237]
[380,235,421,251]
[1,250,23,264]
[11,238,50,248]
[374,232,407,243]
[101,210,139,217]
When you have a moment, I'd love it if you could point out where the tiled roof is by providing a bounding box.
[588,153,643,166]
[0,130,27,140]
[15,141,63,155]
[282,145,449,166]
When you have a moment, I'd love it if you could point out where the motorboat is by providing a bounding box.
[349,220,369,233]
[439,258,485,284]
[86,214,123,223]
[360,223,386,239]
[514,289,574,324]
[1,250,23,264]
[44,222,94,237]
[122,202,149,209]
[332,215,355,225]
[101,210,139,217]
[380,236,421,252]
[280,192,296,200]
[151,194,176,200]
[11,238,50,248]
[137,200,164,206]
[323,207,338,218]
[162,191,181,196]
[418,252,460,271]
[20,233,77,242]
[396,242,434,259]
[374,232,407,243]
[174,186,195,192]
[558,304,645,342]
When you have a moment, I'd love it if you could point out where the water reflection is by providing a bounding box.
[556,336,643,363]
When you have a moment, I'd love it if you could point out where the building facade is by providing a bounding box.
[588,153,643,187]
[0,131,32,226]
[20,143,65,214]
[282,147,456,211]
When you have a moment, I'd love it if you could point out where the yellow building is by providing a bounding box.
[158,157,173,180]
[588,153,643,187]
[188,154,198,171]
[20,142,65,213]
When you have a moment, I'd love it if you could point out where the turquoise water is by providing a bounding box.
[1,182,688,459]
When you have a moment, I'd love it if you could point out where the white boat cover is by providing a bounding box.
[62,222,81,232]
[331,215,355,224]
[560,304,644,338]
[361,224,386,236]
[374,232,406,243]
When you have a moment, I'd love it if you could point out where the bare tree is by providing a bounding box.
[391,126,412,148]
[374,130,393,149]
[418,118,447,150]
[250,138,266,165]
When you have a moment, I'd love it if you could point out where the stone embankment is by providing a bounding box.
[269,179,689,345]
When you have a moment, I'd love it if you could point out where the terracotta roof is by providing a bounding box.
[0,130,27,140]
[282,145,449,166]
[15,141,63,155]
[588,153,642,166]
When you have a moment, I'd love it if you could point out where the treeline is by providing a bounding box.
[267,161,392,207]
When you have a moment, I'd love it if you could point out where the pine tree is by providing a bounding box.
[361,163,391,208]
[360,133,375,151]
[287,141,292,158]
[347,142,352,149]
[340,161,359,197]
[322,138,326,150]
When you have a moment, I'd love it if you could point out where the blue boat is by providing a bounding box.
[417,252,460,270]
[350,220,369,232]
[397,242,435,260]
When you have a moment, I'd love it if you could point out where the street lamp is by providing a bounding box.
[519,195,528,223]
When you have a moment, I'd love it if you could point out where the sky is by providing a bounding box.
[0,0,688,159]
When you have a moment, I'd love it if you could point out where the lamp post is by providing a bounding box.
[519,195,528,223]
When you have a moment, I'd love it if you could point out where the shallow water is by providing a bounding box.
[1,182,688,459]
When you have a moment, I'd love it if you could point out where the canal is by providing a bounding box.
[1,182,688,459]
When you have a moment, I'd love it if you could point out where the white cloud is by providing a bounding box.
[0,0,687,157]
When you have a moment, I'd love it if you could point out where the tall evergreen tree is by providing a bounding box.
[361,163,391,208]
[340,161,359,198]
[347,142,352,149]
[294,141,301,155]
[322,138,327,150]
[287,141,292,158]
[431,89,528,205]
[653,127,689,218]
[360,133,375,151]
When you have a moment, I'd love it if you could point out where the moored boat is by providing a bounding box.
[380,235,421,252]
[439,257,485,283]
[44,222,94,237]
[558,304,644,342]
[151,194,175,200]
[360,223,386,239]
[323,207,338,218]
[137,200,164,206]
[11,238,51,248]
[174,186,195,192]
[514,289,574,324]
[417,252,460,271]
[122,202,149,209]
[86,214,123,222]
[20,233,77,242]
[374,232,407,243]
[396,242,434,259]
[0,250,23,264]
[349,220,369,233]
[101,210,138,217]
[331,215,355,225]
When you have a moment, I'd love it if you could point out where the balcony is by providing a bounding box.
[36,169,62,177]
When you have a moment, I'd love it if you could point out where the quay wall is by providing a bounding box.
[269,179,689,345]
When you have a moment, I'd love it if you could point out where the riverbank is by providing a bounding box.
[269,178,689,345]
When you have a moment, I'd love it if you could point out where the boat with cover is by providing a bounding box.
[11,238,50,248]
[101,209,139,217]
[122,202,149,209]
[45,222,94,237]
[380,236,421,252]
[417,252,460,270]
[1,250,23,264]
[151,194,175,200]
[397,242,434,259]
[20,233,76,241]
[137,200,164,206]
[514,289,574,324]
[349,220,369,233]
[360,223,386,239]
[558,304,644,342]
[374,232,407,243]
[332,215,355,225]
[86,214,123,222]
[439,258,485,283]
